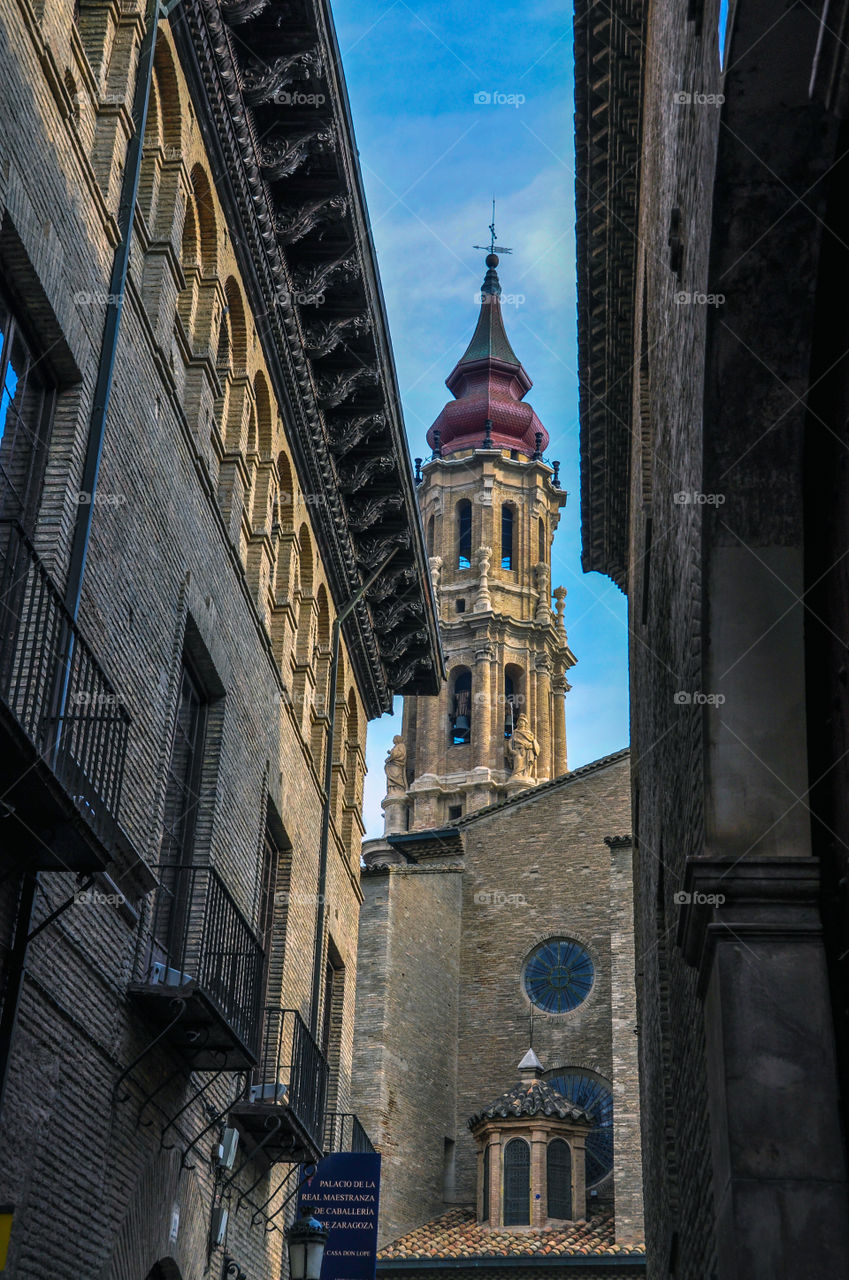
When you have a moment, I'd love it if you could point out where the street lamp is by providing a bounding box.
[287,1208,328,1280]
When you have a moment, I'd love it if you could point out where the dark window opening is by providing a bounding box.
[456,598,466,613]
[257,828,282,1001]
[427,514,435,556]
[157,661,208,963]
[501,504,514,570]
[547,1138,572,1219]
[503,1138,530,1225]
[504,672,516,738]
[448,804,462,821]
[450,669,471,745]
[443,1137,456,1201]
[457,499,472,569]
[538,517,546,564]
[0,289,55,527]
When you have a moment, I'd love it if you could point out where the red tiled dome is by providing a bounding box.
[426,256,549,460]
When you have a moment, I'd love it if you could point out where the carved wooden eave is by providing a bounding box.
[171,0,444,718]
[573,0,646,591]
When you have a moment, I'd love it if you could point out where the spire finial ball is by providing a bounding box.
[485,253,499,268]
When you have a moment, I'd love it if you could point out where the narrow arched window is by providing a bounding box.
[427,514,435,556]
[450,669,472,745]
[504,672,515,738]
[503,1138,530,1225]
[538,517,546,564]
[501,504,514,570]
[546,1139,572,1219]
[457,500,472,569]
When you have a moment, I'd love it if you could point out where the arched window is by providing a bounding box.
[457,500,472,570]
[427,514,435,556]
[450,668,472,745]
[504,672,515,738]
[538,517,546,564]
[501,503,514,570]
[503,1138,530,1226]
[546,1139,572,1219]
[504,665,523,739]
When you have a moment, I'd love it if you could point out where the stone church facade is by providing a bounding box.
[352,258,645,1273]
[0,0,439,1277]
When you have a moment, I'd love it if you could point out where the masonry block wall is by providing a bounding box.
[353,865,464,1248]
[0,1,375,1276]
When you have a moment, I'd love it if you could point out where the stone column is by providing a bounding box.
[489,1132,503,1226]
[680,857,849,1279]
[571,1134,587,1223]
[530,1127,547,1227]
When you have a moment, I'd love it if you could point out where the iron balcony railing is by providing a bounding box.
[135,863,264,1057]
[249,1007,329,1151]
[0,518,130,849]
[324,1111,376,1155]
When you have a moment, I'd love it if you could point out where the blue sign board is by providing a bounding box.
[298,1152,382,1280]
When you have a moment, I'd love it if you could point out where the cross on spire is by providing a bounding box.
[473,197,513,257]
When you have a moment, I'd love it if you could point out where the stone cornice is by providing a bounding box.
[676,856,824,995]
[171,0,442,717]
[574,0,646,590]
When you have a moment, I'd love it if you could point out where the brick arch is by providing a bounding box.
[298,523,314,595]
[254,371,273,458]
[224,277,248,372]
[150,38,181,151]
[189,165,217,274]
[98,1150,206,1280]
[277,452,294,529]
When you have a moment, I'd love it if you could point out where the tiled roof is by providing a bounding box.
[378,1207,645,1260]
[468,1078,592,1128]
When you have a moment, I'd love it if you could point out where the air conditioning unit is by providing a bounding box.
[150,962,192,987]
[211,1205,228,1247]
[249,1081,288,1104]
[217,1127,239,1170]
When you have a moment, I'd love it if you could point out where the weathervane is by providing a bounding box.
[474,197,512,257]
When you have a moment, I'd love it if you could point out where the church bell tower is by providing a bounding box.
[380,250,576,836]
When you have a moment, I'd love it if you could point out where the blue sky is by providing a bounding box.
[330,0,630,837]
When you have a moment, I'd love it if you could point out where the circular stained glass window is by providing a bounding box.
[547,1071,613,1187]
[523,938,594,1013]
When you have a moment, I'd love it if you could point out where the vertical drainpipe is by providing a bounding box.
[309,549,397,1041]
[0,0,162,1126]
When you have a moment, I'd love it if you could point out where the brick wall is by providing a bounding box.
[0,1,370,1276]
